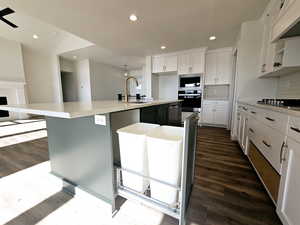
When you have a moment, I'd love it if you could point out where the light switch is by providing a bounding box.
[95,115,106,126]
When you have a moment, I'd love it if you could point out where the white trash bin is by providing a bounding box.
[146,125,184,206]
[117,123,160,193]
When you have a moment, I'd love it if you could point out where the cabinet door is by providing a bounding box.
[216,51,232,84]
[165,55,178,72]
[190,51,205,74]
[152,56,164,73]
[202,102,215,124]
[214,102,228,126]
[277,138,300,225]
[178,54,190,75]
[205,53,217,85]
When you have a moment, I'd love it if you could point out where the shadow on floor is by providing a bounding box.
[4,191,73,225]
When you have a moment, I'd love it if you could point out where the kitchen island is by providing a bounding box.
[0,100,182,213]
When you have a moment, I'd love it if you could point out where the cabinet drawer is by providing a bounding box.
[248,118,260,147]
[260,109,288,133]
[249,118,284,174]
[248,142,280,202]
[288,116,300,143]
[248,106,262,120]
[260,124,285,174]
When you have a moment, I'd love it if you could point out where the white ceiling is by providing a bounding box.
[0,5,93,54]
[60,46,145,70]
[0,0,269,67]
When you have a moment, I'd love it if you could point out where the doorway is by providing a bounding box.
[61,72,78,102]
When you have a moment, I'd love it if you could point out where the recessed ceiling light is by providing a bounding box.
[161,46,166,50]
[129,14,138,22]
[209,36,216,41]
[73,56,77,59]
[33,34,39,39]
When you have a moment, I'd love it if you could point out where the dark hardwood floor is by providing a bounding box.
[188,127,282,225]
[0,125,282,225]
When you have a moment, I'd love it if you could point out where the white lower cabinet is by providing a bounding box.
[277,137,300,225]
[202,101,228,126]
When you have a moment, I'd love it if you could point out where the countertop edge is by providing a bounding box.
[237,100,300,117]
[0,100,182,119]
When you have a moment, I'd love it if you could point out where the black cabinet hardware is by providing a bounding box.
[290,126,300,133]
[262,140,271,148]
[280,141,286,163]
[249,128,254,133]
[265,117,275,122]
[251,111,256,114]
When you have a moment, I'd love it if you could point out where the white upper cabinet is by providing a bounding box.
[272,0,300,42]
[178,49,206,75]
[152,54,177,74]
[205,49,233,85]
[259,0,279,76]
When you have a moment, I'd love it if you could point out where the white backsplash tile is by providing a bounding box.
[203,85,229,100]
[277,72,300,99]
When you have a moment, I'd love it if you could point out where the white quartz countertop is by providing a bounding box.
[0,100,181,119]
[238,100,300,117]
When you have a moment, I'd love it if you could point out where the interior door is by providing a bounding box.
[277,138,300,225]
[205,53,217,85]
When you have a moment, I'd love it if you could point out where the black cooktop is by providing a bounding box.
[257,99,300,107]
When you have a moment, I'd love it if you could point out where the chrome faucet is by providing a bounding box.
[124,76,139,103]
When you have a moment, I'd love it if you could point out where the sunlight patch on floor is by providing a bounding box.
[0,162,62,224]
[14,119,43,124]
[0,121,46,137]
[0,162,168,225]
[0,130,48,148]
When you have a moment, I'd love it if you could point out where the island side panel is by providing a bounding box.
[45,115,115,207]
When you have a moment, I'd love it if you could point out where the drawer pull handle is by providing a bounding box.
[262,140,271,148]
[280,141,287,163]
[290,126,300,133]
[249,128,254,133]
[251,111,256,114]
[243,107,248,111]
[265,117,275,122]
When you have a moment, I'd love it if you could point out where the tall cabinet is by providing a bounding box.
[202,48,233,127]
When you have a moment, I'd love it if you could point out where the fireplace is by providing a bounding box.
[0,97,9,117]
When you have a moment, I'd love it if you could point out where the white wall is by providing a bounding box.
[75,59,92,102]
[89,60,124,100]
[0,37,25,82]
[157,74,178,100]
[231,20,278,138]
[235,21,277,100]
[22,47,62,103]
